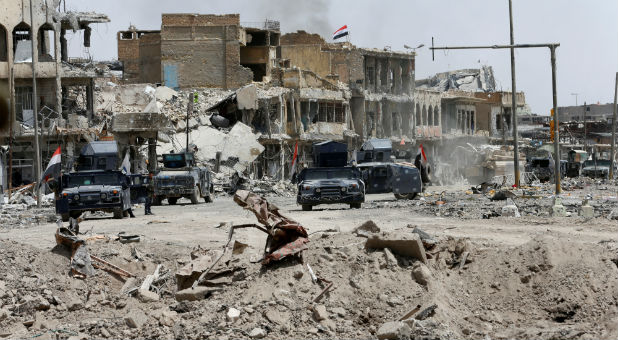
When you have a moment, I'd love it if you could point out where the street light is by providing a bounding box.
[404,44,425,52]
[570,93,579,106]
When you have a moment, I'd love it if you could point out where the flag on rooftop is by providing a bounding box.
[333,25,349,40]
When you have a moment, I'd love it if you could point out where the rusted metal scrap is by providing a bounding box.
[233,190,309,265]
[55,227,135,279]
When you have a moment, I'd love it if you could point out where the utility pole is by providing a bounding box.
[30,0,42,207]
[186,93,193,152]
[610,72,618,180]
[431,42,561,193]
[583,101,587,152]
[508,0,520,188]
[550,45,560,194]
[571,93,579,106]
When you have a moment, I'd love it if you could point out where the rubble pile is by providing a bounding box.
[1,217,616,340]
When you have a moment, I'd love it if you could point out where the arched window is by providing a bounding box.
[422,105,427,127]
[427,105,433,125]
[0,24,7,61]
[38,23,56,61]
[12,22,31,62]
[434,106,440,126]
[415,103,421,126]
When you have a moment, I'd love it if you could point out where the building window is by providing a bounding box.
[12,22,31,62]
[120,31,134,40]
[0,24,7,62]
[366,66,375,85]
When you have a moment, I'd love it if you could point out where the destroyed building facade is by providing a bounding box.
[0,0,109,187]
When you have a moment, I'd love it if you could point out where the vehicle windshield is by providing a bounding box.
[67,173,121,187]
[531,159,550,167]
[303,168,359,180]
[163,154,187,168]
[584,160,611,167]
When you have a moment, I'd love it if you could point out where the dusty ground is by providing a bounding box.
[0,183,617,339]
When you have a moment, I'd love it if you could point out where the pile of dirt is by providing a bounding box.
[1,223,617,339]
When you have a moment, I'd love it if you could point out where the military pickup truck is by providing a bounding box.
[153,152,213,205]
[56,170,132,221]
[56,141,132,221]
[296,166,365,211]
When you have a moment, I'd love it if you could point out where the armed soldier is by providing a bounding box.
[144,173,154,215]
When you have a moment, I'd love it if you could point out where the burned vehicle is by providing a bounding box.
[525,156,554,182]
[56,141,131,221]
[153,152,213,205]
[296,166,365,211]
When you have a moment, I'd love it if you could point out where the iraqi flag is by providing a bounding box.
[120,151,131,175]
[289,142,299,180]
[38,146,61,188]
[333,25,349,40]
[417,144,428,165]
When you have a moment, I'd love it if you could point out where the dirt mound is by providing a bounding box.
[1,227,617,339]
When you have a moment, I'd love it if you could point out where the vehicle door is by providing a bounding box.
[363,165,390,194]
[389,164,422,195]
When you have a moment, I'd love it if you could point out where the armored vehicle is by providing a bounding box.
[56,141,132,221]
[525,156,554,182]
[581,159,614,179]
[153,152,213,205]
[566,150,588,178]
[296,166,365,211]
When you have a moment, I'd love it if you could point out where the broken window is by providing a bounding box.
[15,86,33,125]
[13,22,31,62]
[269,32,280,46]
[120,31,134,40]
[244,63,266,82]
[0,24,7,61]
[334,103,344,123]
[366,66,375,85]
[38,24,56,62]
[246,31,267,46]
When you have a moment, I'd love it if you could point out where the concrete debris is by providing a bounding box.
[312,304,328,321]
[249,327,267,339]
[579,198,594,219]
[226,307,241,322]
[377,321,412,340]
[125,308,148,329]
[551,197,568,217]
[365,232,427,263]
[412,262,433,286]
[353,220,381,237]
[501,198,521,217]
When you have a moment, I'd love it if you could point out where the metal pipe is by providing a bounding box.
[30,0,42,207]
[509,0,520,188]
[550,46,561,194]
[431,43,560,50]
[610,72,618,179]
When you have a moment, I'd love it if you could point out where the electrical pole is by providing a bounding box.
[30,0,42,207]
[610,72,618,180]
[508,0,520,188]
[583,101,587,152]
[186,93,192,152]
[430,42,561,193]
[571,93,578,106]
[550,45,560,194]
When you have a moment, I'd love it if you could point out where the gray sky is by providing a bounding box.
[65,0,618,115]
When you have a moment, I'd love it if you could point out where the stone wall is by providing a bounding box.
[139,33,161,84]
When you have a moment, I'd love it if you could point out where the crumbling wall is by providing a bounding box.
[139,33,161,84]
[160,14,252,89]
[280,44,331,79]
[117,31,140,82]
[280,30,326,45]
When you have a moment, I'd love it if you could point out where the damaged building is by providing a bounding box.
[0,0,110,188]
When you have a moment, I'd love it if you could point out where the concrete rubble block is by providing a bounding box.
[312,304,328,321]
[264,309,289,325]
[383,248,398,268]
[579,200,594,219]
[66,297,84,311]
[120,277,138,295]
[175,286,216,301]
[376,321,411,340]
[175,120,187,133]
[137,289,160,303]
[155,86,178,102]
[188,118,200,129]
[501,198,521,217]
[551,197,567,217]
[249,327,267,339]
[219,122,265,168]
[412,262,432,286]
[365,232,427,263]
[125,308,148,329]
[227,307,241,322]
[353,220,381,237]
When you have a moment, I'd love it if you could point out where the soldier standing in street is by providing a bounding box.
[145,173,154,215]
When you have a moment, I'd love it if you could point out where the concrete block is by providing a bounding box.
[312,304,328,321]
[249,328,266,339]
[137,289,160,303]
[365,232,427,263]
[551,197,567,217]
[376,321,411,340]
[383,248,398,268]
[125,308,148,328]
[175,286,215,301]
[227,307,240,322]
[412,262,432,286]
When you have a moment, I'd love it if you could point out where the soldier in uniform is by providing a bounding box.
[144,173,154,215]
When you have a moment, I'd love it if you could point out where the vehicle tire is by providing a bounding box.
[190,187,199,204]
[395,193,418,200]
[61,213,70,222]
[168,197,178,205]
[113,208,123,219]
[350,203,362,209]
[204,194,213,203]
[302,205,312,211]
